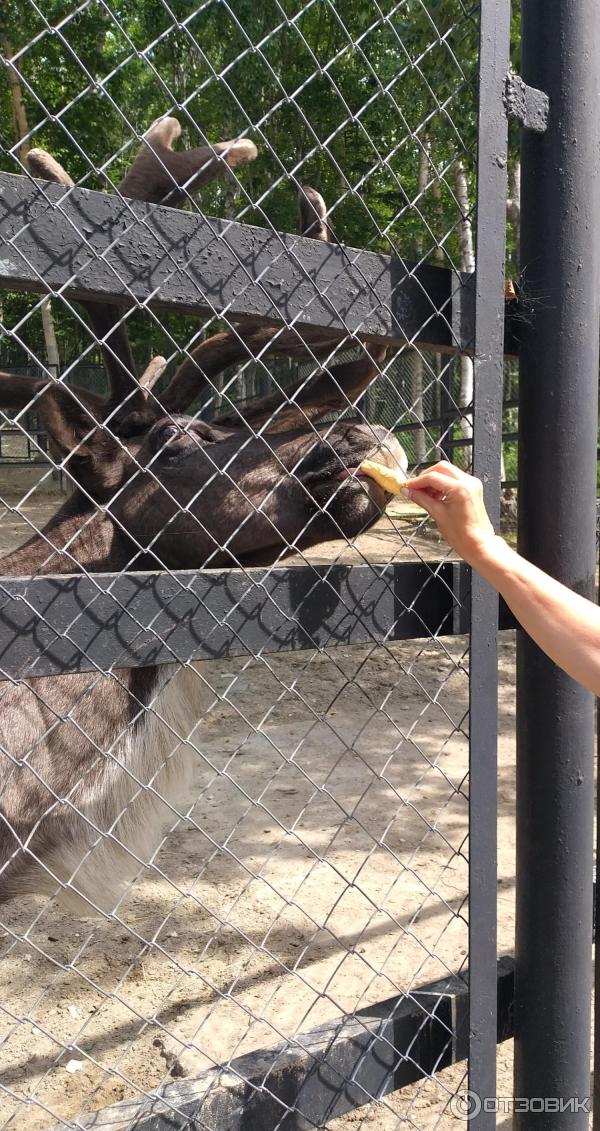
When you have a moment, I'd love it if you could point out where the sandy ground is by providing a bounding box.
[0,482,518,1131]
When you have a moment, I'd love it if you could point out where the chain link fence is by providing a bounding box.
[0,4,513,1129]
[0,350,523,489]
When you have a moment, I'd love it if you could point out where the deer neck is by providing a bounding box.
[0,493,136,576]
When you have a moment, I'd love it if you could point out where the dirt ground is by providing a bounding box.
[0,481,518,1130]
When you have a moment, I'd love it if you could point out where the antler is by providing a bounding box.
[206,185,386,428]
[155,185,342,415]
[27,148,143,418]
[119,117,257,206]
[158,325,342,415]
[214,343,387,432]
[298,185,335,242]
[26,137,375,432]
[27,119,258,426]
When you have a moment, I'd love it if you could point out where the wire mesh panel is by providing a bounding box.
[0,3,511,1129]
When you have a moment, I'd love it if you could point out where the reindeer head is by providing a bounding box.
[2,119,407,574]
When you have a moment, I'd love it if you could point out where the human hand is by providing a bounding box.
[406,461,497,564]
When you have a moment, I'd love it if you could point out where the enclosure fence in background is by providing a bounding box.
[0,3,518,1130]
[0,353,523,478]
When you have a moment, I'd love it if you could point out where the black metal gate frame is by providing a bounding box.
[0,5,516,1125]
[468,2,510,1126]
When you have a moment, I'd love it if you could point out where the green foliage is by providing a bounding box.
[0,1,506,373]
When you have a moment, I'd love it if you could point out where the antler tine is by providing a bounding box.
[108,117,256,416]
[26,148,142,420]
[298,185,334,242]
[118,116,258,206]
[139,356,167,391]
[214,343,387,432]
[27,149,73,186]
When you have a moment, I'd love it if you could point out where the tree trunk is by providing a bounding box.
[5,40,61,376]
[4,42,30,164]
[455,160,474,463]
[409,144,431,465]
[431,167,446,460]
[506,160,521,254]
[501,160,522,485]
[40,299,60,376]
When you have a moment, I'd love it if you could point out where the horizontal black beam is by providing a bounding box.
[49,957,514,1131]
[0,561,516,682]
[0,561,470,681]
[0,171,487,353]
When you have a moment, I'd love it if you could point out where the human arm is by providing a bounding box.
[405,462,600,696]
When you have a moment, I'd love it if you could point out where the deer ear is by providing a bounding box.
[40,388,103,462]
[0,372,121,479]
[38,386,128,495]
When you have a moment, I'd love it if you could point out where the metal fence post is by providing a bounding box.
[468,2,511,1125]
[516,2,600,1125]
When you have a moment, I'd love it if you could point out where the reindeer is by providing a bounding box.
[0,119,407,913]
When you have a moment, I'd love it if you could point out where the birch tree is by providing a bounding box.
[408,144,431,465]
[506,160,521,257]
[455,159,474,463]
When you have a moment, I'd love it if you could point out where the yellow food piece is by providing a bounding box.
[358,460,409,494]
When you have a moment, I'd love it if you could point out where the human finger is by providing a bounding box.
[405,468,473,499]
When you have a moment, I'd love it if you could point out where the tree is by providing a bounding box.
[455,158,474,462]
[4,37,60,375]
[408,143,430,465]
[0,0,506,416]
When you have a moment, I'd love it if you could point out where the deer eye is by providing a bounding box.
[154,423,185,452]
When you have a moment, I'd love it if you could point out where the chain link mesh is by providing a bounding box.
[0,3,513,1129]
